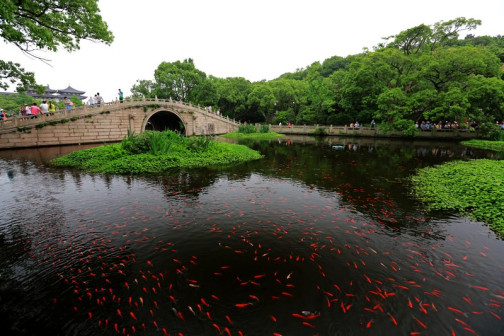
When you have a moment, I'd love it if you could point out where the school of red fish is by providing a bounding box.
[17,168,504,336]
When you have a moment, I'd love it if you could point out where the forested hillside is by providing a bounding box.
[131,18,504,135]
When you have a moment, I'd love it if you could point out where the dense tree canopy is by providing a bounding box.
[132,17,504,133]
[0,0,113,92]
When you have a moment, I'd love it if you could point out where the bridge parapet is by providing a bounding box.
[0,98,239,134]
[0,98,241,149]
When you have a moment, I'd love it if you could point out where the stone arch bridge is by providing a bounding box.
[0,99,240,149]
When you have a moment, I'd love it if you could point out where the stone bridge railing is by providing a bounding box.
[0,98,239,134]
[269,124,481,139]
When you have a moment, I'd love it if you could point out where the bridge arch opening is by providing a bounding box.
[145,111,186,134]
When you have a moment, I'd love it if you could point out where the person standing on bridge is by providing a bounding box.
[30,103,40,118]
[48,101,56,115]
[96,93,103,106]
[118,89,124,103]
[64,97,73,113]
[40,100,49,116]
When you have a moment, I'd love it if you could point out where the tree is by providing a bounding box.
[385,24,433,55]
[131,80,156,98]
[0,92,33,114]
[416,46,501,93]
[0,0,114,91]
[246,83,276,123]
[466,75,504,122]
[153,59,206,101]
[215,77,252,119]
[189,75,219,107]
[383,17,481,54]
[302,63,334,124]
[268,78,307,122]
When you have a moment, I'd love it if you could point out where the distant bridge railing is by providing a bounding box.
[269,124,481,139]
[0,97,240,134]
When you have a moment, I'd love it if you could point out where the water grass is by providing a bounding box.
[410,159,504,235]
[461,139,504,152]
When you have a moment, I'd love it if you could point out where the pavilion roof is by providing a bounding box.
[57,86,86,95]
[44,85,57,93]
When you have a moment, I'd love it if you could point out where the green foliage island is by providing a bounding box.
[410,159,504,235]
[220,124,284,140]
[461,139,504,152]
[51,131,263,174]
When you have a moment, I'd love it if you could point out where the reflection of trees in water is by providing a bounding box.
[227,136,498,235]
[148,170,222,200]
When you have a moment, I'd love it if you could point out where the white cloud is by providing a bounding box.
[1,0,503,102]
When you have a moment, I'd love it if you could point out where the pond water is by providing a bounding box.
[0,136,503,336]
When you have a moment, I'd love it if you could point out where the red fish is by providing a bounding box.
[414,317,427,329]
[388,313,398,326]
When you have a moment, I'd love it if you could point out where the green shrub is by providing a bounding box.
[238,124,257,134]
[121,132,152,154]
[259,124,270,133]
[187,135,214,152]
[148,131,176,155]
[312,128,327,136]
[489,130,504,141]
[121,130,187,155]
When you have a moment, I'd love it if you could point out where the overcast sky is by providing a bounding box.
[2,0,503,102]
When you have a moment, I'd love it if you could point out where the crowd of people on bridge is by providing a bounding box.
[417,120,464,130]
[205,106,221,116]
[417,120,504,131]
[17,101,57,118]
[87,93,104,107]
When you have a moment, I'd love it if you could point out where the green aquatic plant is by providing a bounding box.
[35,122,48,129]
[16,126,32,132]
[410,159,504,235]
[311,128,328,136]
[259,124,270,133]
[186,135,213,152]
[238,124,257,134]
[461,139,504,152]
[221,132,284,140]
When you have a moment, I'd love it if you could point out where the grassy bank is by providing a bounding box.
[51,131,263,174]
[221,132,284,140]
[221,124,284,140]
[410,159,504,235]
[461,139,504,152]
